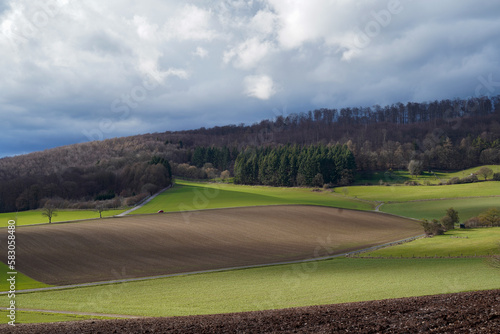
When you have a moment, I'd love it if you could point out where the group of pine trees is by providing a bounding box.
[191,146,238,171]
[234,144,355,187]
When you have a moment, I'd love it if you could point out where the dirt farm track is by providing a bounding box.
[0,205,422,285]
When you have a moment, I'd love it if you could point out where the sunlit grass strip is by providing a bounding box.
[0,209,125,227]
[334,182,500,202]
[381,197,500,221]
[0,262,51,292]
[4,257,499,318]
[360,228,500,258]
[355,165,500,185]
[132,180,373,214]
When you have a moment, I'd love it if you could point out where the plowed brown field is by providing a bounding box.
[1,205,422,285]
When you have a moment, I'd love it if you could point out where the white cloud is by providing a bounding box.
[266,0,354,49]
[224,37,274,69]
[163,68,190,80]
[133,15,158,40]
[244,74,276,100]
[249,9,277,36]
[163,4,218,41]
[193,46,208,58]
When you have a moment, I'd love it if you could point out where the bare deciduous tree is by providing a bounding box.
[477,166,493,180]
[41,205,57,223]
[220,170,231,181]
[95,203,107,219]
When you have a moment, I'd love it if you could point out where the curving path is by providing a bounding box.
[374,202,384,211]
[116,185,171,216]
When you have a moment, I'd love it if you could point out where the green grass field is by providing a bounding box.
[0,263,51,291]
[334,182,500,202]
[0,310,115,324]
[132,180,373,214]
[363,228,500,258]
[381,197,500,221]
[2,257,498,320]
[0,209,125,227]
[355,165,500,185]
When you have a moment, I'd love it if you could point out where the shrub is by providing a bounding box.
[408,160,423,176]
[478,208,500,227]
[340,169,355,186]
[493,172,500,181]
[421,219,445,236]
[464,217,480,228]
[446,177,460,185]
[441,216,454,231]
[220,170,231,181]
[124,193,148,207]
[445,208,459,225]
[404,180,420,186]
[312,173,325,187]
[323,183,334,189]
[439,207,459,231]
[111,197,122,208]
[460,174,478,183]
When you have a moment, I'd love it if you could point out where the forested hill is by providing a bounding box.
[1,95,499,177]
[0,95,499,213]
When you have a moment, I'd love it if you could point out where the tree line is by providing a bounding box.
[234,144,355,187]
[0,156,172,213]
[422,207,500,236]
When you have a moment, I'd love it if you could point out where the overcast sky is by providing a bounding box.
[1,0,499,157]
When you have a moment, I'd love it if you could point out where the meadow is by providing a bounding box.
[131,180,373,214]
[355,165,500,185]
[333,181,500,202]
[0,262,50,291]
[381,197,500,221]
[2,257,498,319]
[362,228,500,258]
[0,209,125,227]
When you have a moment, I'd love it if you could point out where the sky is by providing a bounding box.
[1,0,500,157]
